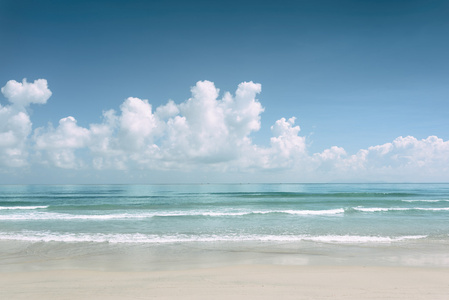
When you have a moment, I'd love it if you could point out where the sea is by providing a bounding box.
[1,183,449,271]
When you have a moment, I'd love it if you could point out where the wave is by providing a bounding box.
[402,200,449,203]
[2,206,448,221]
[251,209,345,216]
[215,192,419,199]
[0,208,345,221]
[300,235,427,244]
[0,231,428,244]
[0,212,150,220]
[353,207,449,212]
[0,206,48,210]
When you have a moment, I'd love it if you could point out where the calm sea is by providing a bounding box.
[1,183,449,270]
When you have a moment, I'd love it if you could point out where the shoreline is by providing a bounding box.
[2,241,449,299]
[2,238,449,299]
[2,265,449,299]
[2,238,449,272]
[2,182,449,298]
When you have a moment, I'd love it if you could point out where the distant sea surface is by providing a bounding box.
[1,184,449,270]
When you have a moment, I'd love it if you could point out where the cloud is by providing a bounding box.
[310,135,449,181]
[270,117,306,158]
[118,97,162,151]
[0,79,51,168]
[366,135,449,170]
[34,116,91,168]
[1,79,51,108]
[32,80,267,170]
[161,80,264,165]
[1,78,449,182]
[0,106,32,167]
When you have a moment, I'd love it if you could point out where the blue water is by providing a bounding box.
[1,183,449,269]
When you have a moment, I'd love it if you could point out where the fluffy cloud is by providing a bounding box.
[270,117,306,158]
[1,79,51,108]
[160,80,264,165]
[32,80,267,170]
[0,79,51,167]
[118,97,162,151]
[2,78,449,182]
[309,136,449,181]
[363,135,449,171]
[0,107,31,167]
[34,116,91,168]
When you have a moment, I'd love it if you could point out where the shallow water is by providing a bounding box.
[1,183,449,270]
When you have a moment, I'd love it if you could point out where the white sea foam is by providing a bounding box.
[353,207,403,212]
[402,200,449,203]
[304,235,427,243]
[353,207,449,212]
[0,212,153,221]
[0,231,428,244]
[156,209,344,217]
[276,209,345,215]
[0,206,48,210]
[0,209,345,221]
[0,206,445,221]
[185,212,248,217]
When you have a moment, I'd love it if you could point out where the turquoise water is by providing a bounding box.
[1,184,449,269]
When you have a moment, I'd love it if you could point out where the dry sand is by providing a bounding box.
[2,265,449,299]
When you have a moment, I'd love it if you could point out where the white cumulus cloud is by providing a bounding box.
[270,117,306,158]
[34,116,91,169]
[32,80,268,171]
[308,136,449,181]
[0,79,51,168]
[1,78,449,182]
[1,79,51,108]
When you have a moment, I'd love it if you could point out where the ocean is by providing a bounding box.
[1,183,449,270]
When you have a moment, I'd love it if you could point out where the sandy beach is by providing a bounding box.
[2,265,449,299]
[2,184,449,299]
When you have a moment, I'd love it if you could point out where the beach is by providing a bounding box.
[1,239,449,299]
[1,184,449,298]
[2,265,449,299]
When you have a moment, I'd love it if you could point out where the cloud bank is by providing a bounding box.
[0,79,51,167]
[1,78,448,182]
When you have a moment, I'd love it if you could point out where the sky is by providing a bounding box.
[0,0,448,184]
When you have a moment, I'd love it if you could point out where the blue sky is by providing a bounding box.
[0,0,448,183]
